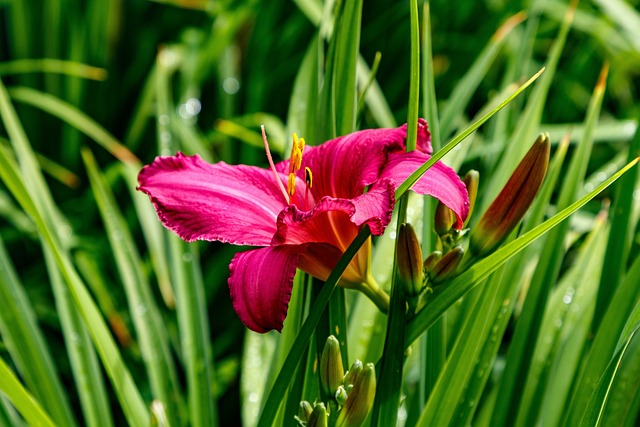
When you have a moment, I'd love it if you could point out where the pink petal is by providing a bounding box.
[228,246,301,333]
[277,119,432,200]
[137,153,290,246]
[380,151,469,228]
[272,178,395,249]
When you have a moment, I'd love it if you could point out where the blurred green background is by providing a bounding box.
[0,0,639,425]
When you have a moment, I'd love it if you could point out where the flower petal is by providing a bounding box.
[277,119,432,200]
[137,152,289,245]
[272,178,395,250]
[228,246,301,333]
[380,151,469,228]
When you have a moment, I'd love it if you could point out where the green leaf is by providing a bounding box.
[405,156,639,346]
[0,357,56,427]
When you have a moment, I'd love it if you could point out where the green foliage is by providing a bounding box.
[1,0,639,426]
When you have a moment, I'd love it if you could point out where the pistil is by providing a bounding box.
[261,125,290,204]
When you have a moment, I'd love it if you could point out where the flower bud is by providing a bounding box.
[336,363,376,427]
[298,401,313,423]
[343,359,363,388]
[423,251,442,276]
[397,223,424,296]
[434,202,456,237]
[307,402,328,427]
[335,385,349,406]
[320,335,344,398]
[470,134,550,256]
[463,170,479,226]
[430,246,464,284]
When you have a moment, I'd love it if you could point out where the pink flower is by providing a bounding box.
[137,119,469,333]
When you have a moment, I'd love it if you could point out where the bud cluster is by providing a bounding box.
[296,336,376,427]
[396,134,550,315]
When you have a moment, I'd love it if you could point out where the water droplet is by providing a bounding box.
[554,318,563,328]
[136,304,148,316]
[57,224,72,240]
[596,171,607,182]
[160,131,171,144]
[223,77,240,95]
[624,121,636,136]
[397,407,407,420]
[182,253,192,263]
[249,392,259,403]
[633,190,640,201]
[158,49,177,67]
[584,183,594,192]
[389,231,397,240]
[158,114,170,126]
[70,332,80,343]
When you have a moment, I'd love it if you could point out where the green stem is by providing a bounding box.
[355,275,390,314]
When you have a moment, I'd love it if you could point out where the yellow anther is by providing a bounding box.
[305,167,313,188]
[290,133,305,173]
[287,173,297,196]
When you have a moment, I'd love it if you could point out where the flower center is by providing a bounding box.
[261,126,313,206]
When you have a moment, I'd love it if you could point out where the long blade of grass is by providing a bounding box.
[395,68,544,199]
[490,62,608,427]
[405,155,640,346]
[82,149,181,426]
[0,234,77,427]
[0,78,149,426]
[0,59,107,80]
[43,245,114,427]
[0,357,56,427]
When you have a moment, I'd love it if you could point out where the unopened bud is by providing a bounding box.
[336,363,376,427]
[307,402,328,427]
[430,246,464,284]
[335,385,349,406]
[463,170,479,226]
[298,401,313,423]
[343,359,363,388]
[397,223,424,296]
[434,202,456,236]
[470,134,550,256]
[423,251,442,276]
[320,335,344,398]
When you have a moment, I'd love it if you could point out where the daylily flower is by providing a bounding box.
[137,119,469,333]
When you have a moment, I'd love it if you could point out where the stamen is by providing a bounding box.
[305,167,313,188]
[261,125,290,204]
[286,133,307,197]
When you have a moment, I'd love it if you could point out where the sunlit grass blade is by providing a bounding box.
[483,0,576,206]
[167,235,218,427]
[452,134,570,425]
[517,214,608,427]
[0,234,77,427]
[7,86,139,164]
[563,251,640,426]
[439,12,526,140]
[0,80,148,424]
[0,357,56,427]
[287,35,320,142]
[594,120,640,329]
[490,63,608,427]
[83,149,182,426]
[405,155,640,346]
[0,59,107,80]
[395,67,544,199]
[373,1,419,424]
[43,246,114,427]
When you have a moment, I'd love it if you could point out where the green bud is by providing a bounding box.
[397,223,424,296]
[297,401,313,423]
[335,385,349,406]
[336,363,376,427]
[343,359,363,388]
[463,170,479,226]
[307,402,328,427]
[434,201,456,237]
[423,251,442,276]
[320,335,344,398]
[430,246,464,284]
[470,134,550,256]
